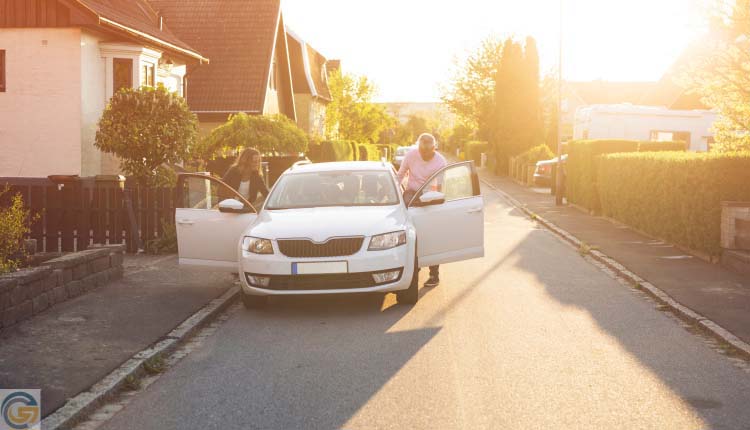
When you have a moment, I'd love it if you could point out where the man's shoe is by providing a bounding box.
[424,276,440,287]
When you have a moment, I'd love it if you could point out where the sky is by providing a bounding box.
[281,0,712,103]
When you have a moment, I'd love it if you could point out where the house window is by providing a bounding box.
[141,63,155,87]
[650,130,691,144]
[0,50,5,92]
[113,58,133,93]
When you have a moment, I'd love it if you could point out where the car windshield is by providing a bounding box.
[265,170,400,209]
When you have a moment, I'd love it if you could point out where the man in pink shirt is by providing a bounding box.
[397,133,447,287]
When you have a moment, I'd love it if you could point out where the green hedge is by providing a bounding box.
[638,141,687,152]
[358,144,382,161]
[598,152,750,256]
[465,141,489,164]
[376,144,398,161]
[566,139,640,211]
[517,144,555,165]
[319,140,356,162]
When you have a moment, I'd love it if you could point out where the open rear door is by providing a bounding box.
[175,174,257,271]
[407,161,484,267]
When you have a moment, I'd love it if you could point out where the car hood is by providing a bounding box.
[248,205,407,241]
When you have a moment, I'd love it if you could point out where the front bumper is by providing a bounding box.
[239,240,415,296]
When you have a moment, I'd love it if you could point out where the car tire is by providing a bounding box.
[397,253,419,305]
[242,292,268,309]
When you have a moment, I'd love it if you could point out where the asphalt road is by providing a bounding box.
[97,187,750,430]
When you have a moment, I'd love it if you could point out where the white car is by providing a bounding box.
[174,161,484,309]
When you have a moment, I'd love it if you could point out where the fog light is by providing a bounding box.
[372,269,402,284]
[245,273,271,288]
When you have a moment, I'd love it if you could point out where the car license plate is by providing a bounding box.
[292,261,348,275]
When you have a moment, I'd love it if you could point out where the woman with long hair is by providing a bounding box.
[222,147,269,204]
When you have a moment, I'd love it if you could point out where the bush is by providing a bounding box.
[465,141,490,164]
[598,152,750,256]
[638,141,687,152]
[375,144,398,161]
[358,144,381,161]
[566,139,640,211]
[320,141,356,162]
[198,113,308,162]
[96,86,197,185]
[0,188,37,274]
[516,144,555,166]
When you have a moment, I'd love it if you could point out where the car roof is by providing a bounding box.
[286,161,392,174]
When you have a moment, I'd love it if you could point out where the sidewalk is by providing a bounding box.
[0,254,235,418]
[478,169,750,346]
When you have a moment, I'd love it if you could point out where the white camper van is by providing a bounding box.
[573,104,717,152]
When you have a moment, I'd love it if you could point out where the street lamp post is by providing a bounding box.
[555,0,565,206]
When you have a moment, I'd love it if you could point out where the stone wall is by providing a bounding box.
[0,245,125,330]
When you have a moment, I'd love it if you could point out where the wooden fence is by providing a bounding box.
[0,177,175,253]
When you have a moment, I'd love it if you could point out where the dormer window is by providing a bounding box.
[141,63,155,87]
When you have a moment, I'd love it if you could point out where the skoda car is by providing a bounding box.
[175,161,484,309]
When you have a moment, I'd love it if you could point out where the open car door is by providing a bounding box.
[175,173,257,271]
[407,161,484,267]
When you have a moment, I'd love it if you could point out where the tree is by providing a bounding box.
[441,37,503,141]
[492,38,525,173]
[685,1,750,152]
[197,113,308,161]
[95,85,197,185]
[325,70,394,143]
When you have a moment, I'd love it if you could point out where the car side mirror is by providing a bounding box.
[218,198,253,214]
[418,191,446,206]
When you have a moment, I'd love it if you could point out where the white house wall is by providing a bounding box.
[80,29,106,177]
[0,28,82,177]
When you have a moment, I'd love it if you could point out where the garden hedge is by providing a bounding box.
[516,144,555,166]
[358,144,382,161]
[638,141,687,152]
[598,152,750,256]
[465,141,489,164]
[319,141,356,162]
[566,139,640,211]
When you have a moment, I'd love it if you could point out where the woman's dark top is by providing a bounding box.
[222,165,269,202]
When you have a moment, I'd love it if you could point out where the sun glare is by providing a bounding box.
[282,0,708,101]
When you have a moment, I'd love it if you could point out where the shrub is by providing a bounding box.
[465,141,490,164]
[96,86,197,185]
[598,152,750,256]
[320,141,356,162]
[0,188,37,274]
[638,141,687,152]
[358,144,381,161]
[566,139,640,211]
[375,144,398,161]
[516,144,555,166]
[198,113,308,162]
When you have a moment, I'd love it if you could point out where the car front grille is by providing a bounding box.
[267,273,376,291]
[277,237,364,258]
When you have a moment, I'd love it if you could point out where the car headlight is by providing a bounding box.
[242,236,274,255]
[368,231,406,251]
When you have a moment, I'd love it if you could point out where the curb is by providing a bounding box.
[41,286,240,430]
[481,177,750,361]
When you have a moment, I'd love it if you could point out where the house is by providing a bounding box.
[150,0,297,136]
[286,29,332,137]
[561,81,656,141]
[0,0,208,177]
[573,104,717,151]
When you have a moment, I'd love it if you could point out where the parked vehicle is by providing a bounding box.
[174,161,485,308]
[534,154,567,187]
[393,146,415,170]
